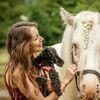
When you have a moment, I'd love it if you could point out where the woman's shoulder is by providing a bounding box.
[12,65,36,82]
[4,64,24,88]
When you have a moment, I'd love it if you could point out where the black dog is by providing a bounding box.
[32,46,64,96]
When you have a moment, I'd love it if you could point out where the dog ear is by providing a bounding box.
[55,55,64,67]
[51,47,64,67]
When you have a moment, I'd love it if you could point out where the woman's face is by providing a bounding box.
[29,26,44,55]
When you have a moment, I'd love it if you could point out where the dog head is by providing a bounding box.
[32,46,64,68]
[41,46,64,67]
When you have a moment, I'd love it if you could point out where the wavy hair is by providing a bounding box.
[7,21,37,69]
[5,21,38,87]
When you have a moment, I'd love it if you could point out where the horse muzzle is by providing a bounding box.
[79,70,100,100]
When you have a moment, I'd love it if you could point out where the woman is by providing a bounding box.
[4,21,78,100]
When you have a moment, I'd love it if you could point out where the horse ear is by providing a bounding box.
[60,7,74,25]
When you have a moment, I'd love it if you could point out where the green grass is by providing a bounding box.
[0,48,8,72]
[0,77,5,89]
[0,48,8,89]
[0,53,8,63]
[0,65,5,72]
[0,49,8,63]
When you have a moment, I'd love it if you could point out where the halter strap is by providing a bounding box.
[75,69,100,92]
[83,69,100,80]
[75,73,80,92]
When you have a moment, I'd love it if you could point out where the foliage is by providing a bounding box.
[0,0,28,47]
[0,48,8,89]
[0,0,99,47]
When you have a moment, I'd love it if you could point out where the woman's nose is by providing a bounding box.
[39,35,44,42]
[41,36,44,41]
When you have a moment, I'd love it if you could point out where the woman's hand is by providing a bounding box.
[64,64,78,84]
[47,79,54,93]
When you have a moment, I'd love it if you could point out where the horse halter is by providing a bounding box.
[72,47,100,92]
[72,20,100,92]
[72,45,100,92]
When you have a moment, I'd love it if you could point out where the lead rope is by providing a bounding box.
[72,45,80,92]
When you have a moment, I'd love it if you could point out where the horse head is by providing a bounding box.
[60,8,100,100]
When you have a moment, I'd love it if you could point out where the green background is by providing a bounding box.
[0,0,100,47]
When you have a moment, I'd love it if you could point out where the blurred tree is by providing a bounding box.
[0,0,99,47]
[75,0,100,12]
[29,0,63,46]
[0,0,28,47]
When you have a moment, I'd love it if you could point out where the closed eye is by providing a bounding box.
[34,34,38,41]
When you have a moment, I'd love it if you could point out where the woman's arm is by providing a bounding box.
[61,64,78,93]
[46,64,78,99]
[12,64,77,100]
[12,66,59,100]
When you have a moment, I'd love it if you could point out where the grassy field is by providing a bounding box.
[0,48,8,63]
[0,48,10,100]
[0,48,8,89]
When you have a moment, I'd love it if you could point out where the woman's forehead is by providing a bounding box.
[30,26,39,37]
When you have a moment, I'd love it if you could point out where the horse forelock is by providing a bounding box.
[75,11,100,25]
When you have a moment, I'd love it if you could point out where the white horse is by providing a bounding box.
[52,8,100,100]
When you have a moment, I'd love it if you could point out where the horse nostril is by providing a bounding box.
[82,84,86,91]
[80,84,87,98]
[96,84,100,93]
[96,84,100,100]
[80,84,86,93]
[80,84,100,99]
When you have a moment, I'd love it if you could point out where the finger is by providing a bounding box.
[73,69,79,74]
[71,64,77,69]
[69,64,77,71]
[67,68,78,75]
[72,67,78,72]
[72,69,79,75]
[68,67,77,73]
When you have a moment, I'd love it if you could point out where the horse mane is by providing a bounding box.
[61,25,73,68]
[75,11,100,25]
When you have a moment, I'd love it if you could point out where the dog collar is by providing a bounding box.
[41,66,53,72]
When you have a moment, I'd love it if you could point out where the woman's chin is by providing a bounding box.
[37,47,43,52]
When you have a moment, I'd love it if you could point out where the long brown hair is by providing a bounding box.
[5,21,38,87]
[7,21,37,69]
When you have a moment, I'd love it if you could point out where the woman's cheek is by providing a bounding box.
[29,44,34,54]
